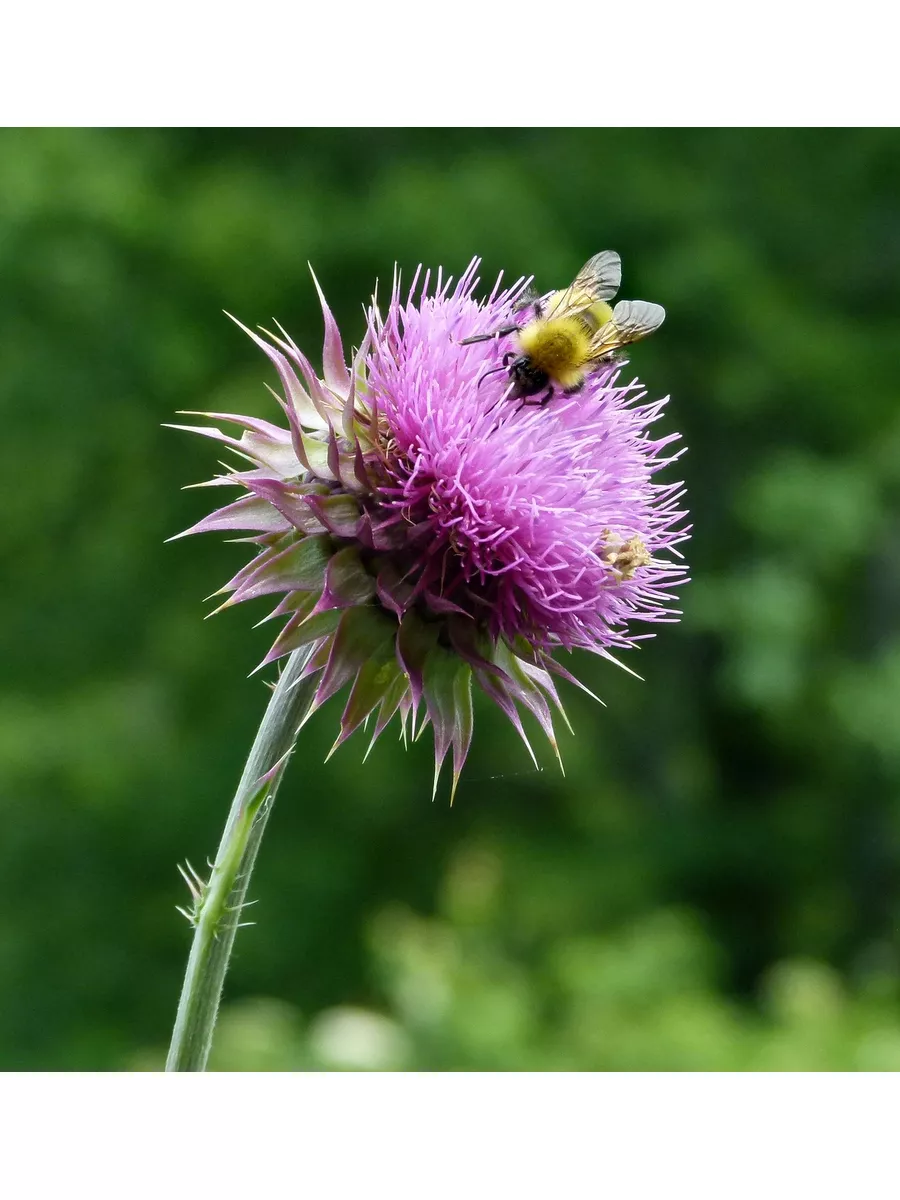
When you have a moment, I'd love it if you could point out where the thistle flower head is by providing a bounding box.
[171,260,689,800]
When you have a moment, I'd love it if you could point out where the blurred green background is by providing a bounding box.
[2,128,899,1071]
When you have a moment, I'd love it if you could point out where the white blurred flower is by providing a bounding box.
[307,1006,410,1071]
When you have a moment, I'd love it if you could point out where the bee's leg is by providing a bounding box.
[512,286,541,315]
[516,386,555,413]
[458,324,521,346]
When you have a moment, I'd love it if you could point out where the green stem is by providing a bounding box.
[166,647,318,1072]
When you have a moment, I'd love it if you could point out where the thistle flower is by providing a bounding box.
[171,260,689,800]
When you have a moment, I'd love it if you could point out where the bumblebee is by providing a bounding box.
[460,251,665,407]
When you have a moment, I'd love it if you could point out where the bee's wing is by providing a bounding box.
[610,299,665,340]
[572,250,622,302]
[542,250,623,321]
[588,299,666,357]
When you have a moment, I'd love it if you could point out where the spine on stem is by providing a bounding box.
[166,647,317,1072]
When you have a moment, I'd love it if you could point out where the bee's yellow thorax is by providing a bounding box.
[518,316,592,388]
[544,292,614,334]
[584,300,614,331]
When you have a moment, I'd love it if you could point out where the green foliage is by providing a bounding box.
[2,129,899,1070]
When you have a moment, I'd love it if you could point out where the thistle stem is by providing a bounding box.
[166,647,317,1072]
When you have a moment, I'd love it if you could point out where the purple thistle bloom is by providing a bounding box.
[170,259,689,800]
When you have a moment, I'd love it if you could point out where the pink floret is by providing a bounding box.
[367,261,689,653]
